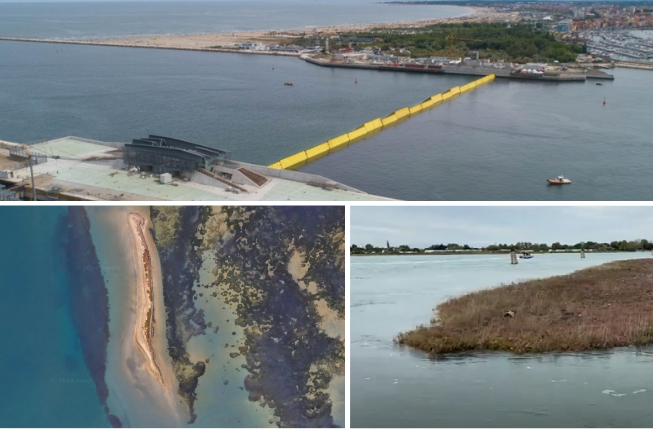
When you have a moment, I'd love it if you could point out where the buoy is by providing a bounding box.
[603,97,606,105]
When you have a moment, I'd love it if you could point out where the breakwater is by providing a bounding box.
[269,74,495,170]
[0,37,299,56]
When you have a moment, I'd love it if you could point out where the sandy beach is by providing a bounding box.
[90,6,504,50]
[88,207,183,427]
[0,6,514,54]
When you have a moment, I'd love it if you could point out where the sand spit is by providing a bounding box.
[128,213,164,385]
[89,207,182,427]
[0,7,509,55]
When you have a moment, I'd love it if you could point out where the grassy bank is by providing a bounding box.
[396,259,653,355]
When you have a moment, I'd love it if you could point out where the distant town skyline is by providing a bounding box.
[351,206,653,248]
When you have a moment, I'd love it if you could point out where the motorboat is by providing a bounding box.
[284,82,293,86]
[519,252,533,259]
[596,82,603,85]
[547,175,571,185]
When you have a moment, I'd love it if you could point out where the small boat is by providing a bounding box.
[284,82,293,86]
[547,175,572,185]
[519,252,533,259]
[596,82,603,85]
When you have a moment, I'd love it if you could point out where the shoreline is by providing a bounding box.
[127,213,164,385]
[0,6,491,54]
[86,207,182,427]
[122,209,182,425]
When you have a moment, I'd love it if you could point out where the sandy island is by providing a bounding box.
[128,213,165,384]
[123,210,184,425]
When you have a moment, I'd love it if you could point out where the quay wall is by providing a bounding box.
[269,74,495,170]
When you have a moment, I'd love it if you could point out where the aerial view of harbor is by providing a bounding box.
[351,206,653,427]
[1,0,653,201]
[0,205,345,427]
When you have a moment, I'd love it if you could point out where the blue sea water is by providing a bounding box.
[0,207,110,427]
[0,0,473,40]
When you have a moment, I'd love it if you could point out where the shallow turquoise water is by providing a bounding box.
[351,252,653,427]
[0,207,110,427]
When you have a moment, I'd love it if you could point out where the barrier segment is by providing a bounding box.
[327,134,350,151]
[363,118,383,133]
[269,74,495,169]
[408,104,423,115]
[394,107,411,120]
[305,141,332,163]
[347,127,368,142]
[278,151,307,170]
[381,113,398,127]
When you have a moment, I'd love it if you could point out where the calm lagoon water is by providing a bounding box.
[0,40,473,165]
[302,67,653,201]
[351,253,653,427]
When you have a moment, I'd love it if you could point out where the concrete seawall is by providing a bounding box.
[0,37,300,56]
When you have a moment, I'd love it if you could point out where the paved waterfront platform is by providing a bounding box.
[1,137,390,201]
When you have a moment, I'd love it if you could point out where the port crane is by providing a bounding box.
[446,32,483,60]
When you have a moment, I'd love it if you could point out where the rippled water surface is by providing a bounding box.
[351,253,653,427]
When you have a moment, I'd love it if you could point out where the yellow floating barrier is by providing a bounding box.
[327,134,350,151]
[278,151,308,170]
[381,114,398,127]
[421,99,435,110]
[408,104,423,115]
[347,127,367,141]
[394,107,410,120]
[363,118,383,133]
[268,74,497,169]
[305,141,332,163]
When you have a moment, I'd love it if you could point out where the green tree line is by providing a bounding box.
[335,23,582,63]
[351,239,653,254]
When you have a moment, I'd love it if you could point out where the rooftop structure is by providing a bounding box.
[124,135,229,175]
[0,137,390,201]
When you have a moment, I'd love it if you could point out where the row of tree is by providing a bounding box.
[351,239,653,254]
[337,23,583,63]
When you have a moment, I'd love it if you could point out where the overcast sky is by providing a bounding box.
[351,206,653,248]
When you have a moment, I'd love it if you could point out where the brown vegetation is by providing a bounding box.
[397,259,653,355]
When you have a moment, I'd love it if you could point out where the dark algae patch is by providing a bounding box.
[397,259,653,355]
[203,206,345,427]
[150,206,209,424]
[57,207,122,428]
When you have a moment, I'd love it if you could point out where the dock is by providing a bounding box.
[302,55,615,82]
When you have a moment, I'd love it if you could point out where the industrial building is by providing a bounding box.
[123,135,230,176]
